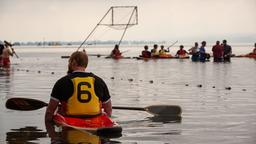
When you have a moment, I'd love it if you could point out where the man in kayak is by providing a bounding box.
[151,44,159,57]
[212,41,223,62]
[222,40,232,62]
[45,50,112,120]
[110,44,122,58]
[141,45,151,58]
[158,45,169,55]
[244,43,256,57]
[45,51,113,143]
[175,45,188,57]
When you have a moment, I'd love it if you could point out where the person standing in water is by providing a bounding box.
[0,41,4,67]
[199,41,207,62]
[212,41,223,62]
[188,42,199,62]
[222,40,232,62]
[1,41,15,68]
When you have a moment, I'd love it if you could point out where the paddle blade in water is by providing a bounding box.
[5,98,48,111]
[145,105,182,116]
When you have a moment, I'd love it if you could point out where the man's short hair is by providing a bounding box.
[69,51,88,68]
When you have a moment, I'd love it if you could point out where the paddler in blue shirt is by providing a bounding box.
[45,51,112,143]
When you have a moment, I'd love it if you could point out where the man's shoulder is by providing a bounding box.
[55,75,71,84]
[69,72,103,81]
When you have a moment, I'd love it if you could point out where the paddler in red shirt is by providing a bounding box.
[212,41,223,62]
[175,45,188,57]
[110,44,122,58]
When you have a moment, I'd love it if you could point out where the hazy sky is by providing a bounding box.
[0,0,255,43]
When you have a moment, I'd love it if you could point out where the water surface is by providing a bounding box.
[0,45,256,143]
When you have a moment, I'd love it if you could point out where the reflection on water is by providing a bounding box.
[6,126,121,144]
[47,124,121,144]
[0,67,12,100]
[6,126,47,143]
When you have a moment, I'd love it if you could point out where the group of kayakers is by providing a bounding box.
[0,40,16,68]
[139,40,256,62]
[141,44,188,58]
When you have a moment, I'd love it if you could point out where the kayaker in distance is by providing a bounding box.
[110,44,122,58]
[212,41,223,62]
[243,43,256,58]
[151,44,159,57]
[222,40,232,62]
[175,45,188,57]
[45,51,112,143]
[159,45,172,58]
[159,45,169,55]
[141,45,151,58]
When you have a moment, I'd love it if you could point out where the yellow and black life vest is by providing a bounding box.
[65,76,101,116]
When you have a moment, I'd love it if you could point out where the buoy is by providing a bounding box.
[128,78,133,82]
[225,87,231,90]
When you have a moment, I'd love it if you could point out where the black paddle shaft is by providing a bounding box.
[112,106,145,111]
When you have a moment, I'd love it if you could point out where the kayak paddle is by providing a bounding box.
[5,98,181,116]
[167,40,178,49]
[112,105,181,116]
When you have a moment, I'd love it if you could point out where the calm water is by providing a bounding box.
[0,45,256,144]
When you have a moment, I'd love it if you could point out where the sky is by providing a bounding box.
[0,0,256,43]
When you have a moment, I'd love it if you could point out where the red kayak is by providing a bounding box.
[53,113,122,136]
